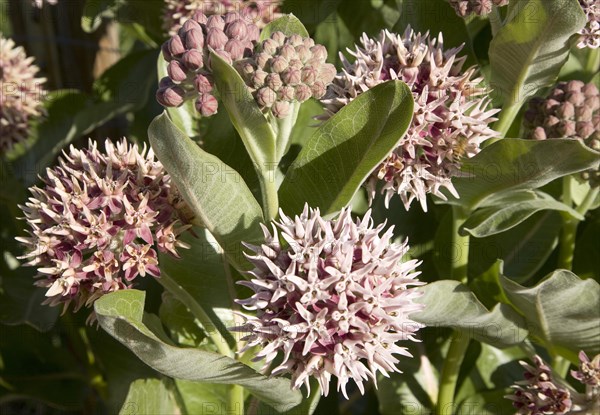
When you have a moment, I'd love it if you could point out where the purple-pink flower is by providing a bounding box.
[17,139,192,312]
[233,205,425,397]
[447,0,509,17]
[321,27,499,211]
[578,0,599,49]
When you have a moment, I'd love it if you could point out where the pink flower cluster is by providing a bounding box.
[321,27,499,211]
[0,36,46,154]
[447,0,509,17]
[578,0,599,49]
[17,139,192,311]
[233,205,424,397]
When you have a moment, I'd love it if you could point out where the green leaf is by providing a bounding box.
[500,269,600,358]
[489,0,586,107]
[443,138,600,209]
[81,0,116,33]
[148,112,264,271]
[279,80,414,215]
[119,379,182,415]
[469,211,562,283]
[461,189,583,237]
[175,380,229,414]
[210,50,277,169]
[259,14,309,41]
[414,281,528,348]
[94,290,302,412]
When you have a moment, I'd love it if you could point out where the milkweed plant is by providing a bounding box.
[0,0,599,414]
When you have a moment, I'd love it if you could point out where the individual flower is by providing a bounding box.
[16,139,192,312]
[233,205,424,398]
[572,351,600,387]
[0,35,46,154]
[507,355,573,415]
[523,80,599,186]
[447,0,509,17]
[163,0,281,36]
[321,28,499,211]
[577,0,600,49]
[157,11,261,117]
[236,32,336,118]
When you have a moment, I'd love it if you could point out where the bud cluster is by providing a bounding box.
[233,205,424,398]
[447,0,509,17]
[157,12,260,117]
[163,0,281,36]
[507,356,573,415]
[0,36,46,154]
[236,32,336,118]
[524,80,599,186]
[321,28,498,211]
[578,0,599,49]
[17,139,192,311]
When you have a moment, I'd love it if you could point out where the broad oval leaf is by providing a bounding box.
[489,0,586,107]
[279,80,414,216]
[500,270,600,358]
[414,281,528,348]
[210,51,277,169]
[461,189,583,237]
[94,290,302,412]
[119,379,182,415]
[148,112,264,271]
[259,14,309,41]
[443,138,600,209]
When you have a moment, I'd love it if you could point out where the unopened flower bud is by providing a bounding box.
[262,38,279,55]
[213,49,232,65]
[568,92,586,106]
[295,45,312,63]
[288,34,304,47]
[311,81,327,99]
[577,121,595,139]
[194,74,213,94]
[282,68,301,85]
[225,39,247,61]
[266,73,283,91]
[280,44,297,61]
[310,44,328,61]
[583,82,599,97]
[168,35,186,56]
[558,121,577,137]
[223,12,240,24]
[181,50,204,71]
[192,11,208,24]
[184,28,204,50]
[320,63,337,82]
[247,24,260,42]
[256,52,271,69]
[159,76,175,89]
[270,56,288,73]
[301,67,318,85]
[295,84,312,102]
[180,19,201,36]
[576,105,593,121]
[161,42,173,61]
[236,59,256,75]
[195,93,219,117]
[271,100,290,118]
[226,20,248,40]
[271,31,286,46]
[303,38,315,48]
[557,102,575,119]
[279,85,295,101]
[288,58,303,70]
[207,27,228,50]
[156,86,185,107]
[167,60,187,82]
[207,15,225,30]
[252,69,268,87]
[532,127,547,140]
[256,87,277,107]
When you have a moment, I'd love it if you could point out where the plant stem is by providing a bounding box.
[435,331,470,415]
[157,273,234,358]
[259,171,279,221]
[552,355,571,379]
[451,205,470,283]
[494,101,522,138]
[558,178,599,270]
[585,48,599,77]
[229,384,245,415]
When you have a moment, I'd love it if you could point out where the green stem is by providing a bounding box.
[585,48,599,77]
[451,205,470,283]
[494,102,522,138]
[489,6,503,37]
[259,171,279,221]
[157,273,234,358]
[576,186,599,216]
[229,384,245,415]
[435,331,470,415]
[552,355,571,379]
